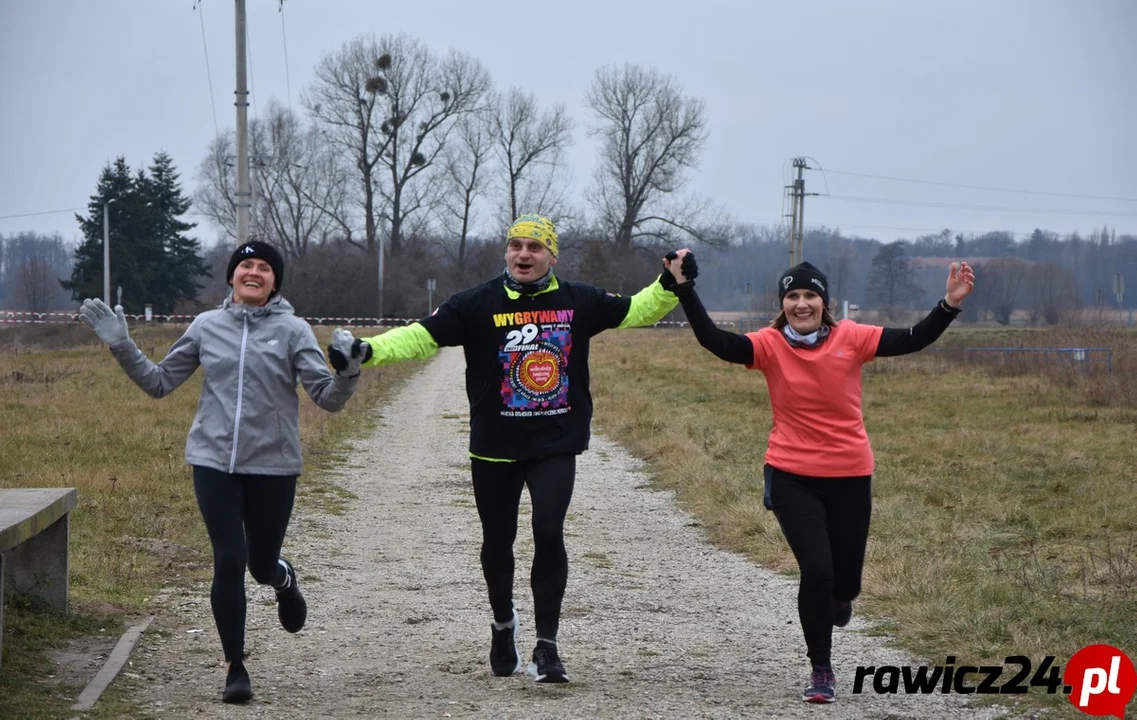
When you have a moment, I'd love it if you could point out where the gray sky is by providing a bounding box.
[2,0,1135,247]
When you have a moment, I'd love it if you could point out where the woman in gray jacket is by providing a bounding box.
[79,241,367,704]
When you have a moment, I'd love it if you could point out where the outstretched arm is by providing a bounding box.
[673,285,753,365]
[615,276,681,329]
[79,298,201,398]
[355,323,440,367]
[296,326,357,411]
[667,250,753,365]
[347,290,471,367]
[876,262,975,357]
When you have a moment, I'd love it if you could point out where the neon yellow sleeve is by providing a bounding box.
[617,277,680,329]
[360,322,440,367]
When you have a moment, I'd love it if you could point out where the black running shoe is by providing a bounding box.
[489,608,522,676]
[275,558,307,633]
[527,640,569,683]
[222,660,253,704]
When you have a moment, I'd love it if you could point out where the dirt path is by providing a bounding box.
[125,348,1026,718]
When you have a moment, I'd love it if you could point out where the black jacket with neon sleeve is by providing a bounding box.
[360,274,678,461]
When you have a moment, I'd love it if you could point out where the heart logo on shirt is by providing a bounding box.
[522,354,557,391]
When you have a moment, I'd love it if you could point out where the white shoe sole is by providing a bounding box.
[527,660,569,683]
[489,608,522,676]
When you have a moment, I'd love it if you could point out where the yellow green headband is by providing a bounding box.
[507,214,558,256]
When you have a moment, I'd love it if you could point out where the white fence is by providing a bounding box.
[0,310,732,330]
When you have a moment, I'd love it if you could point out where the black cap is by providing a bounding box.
[227,241,284,295]
[778,261,829,307]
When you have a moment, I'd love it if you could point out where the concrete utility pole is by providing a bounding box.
[785,157,814,267]
[234,0,251,247]
[103,199,116,304]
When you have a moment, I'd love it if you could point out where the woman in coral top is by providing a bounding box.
[665,251,975,704]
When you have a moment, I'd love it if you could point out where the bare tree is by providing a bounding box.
[194,133,239,240]
[302,36,384,253]
[1028,262,1081,324]
[16,256,66,311]
[2,232,71,311]
[196,103,344,257]
[371,39,491,254]
[971,258,1029,325]
[305,34,490,256]
[585,63,714,250]
[827,235,858,308]
[867,242,923,314]
[440,112,495,281]
[251,102,345,257]
[492,88,573,223]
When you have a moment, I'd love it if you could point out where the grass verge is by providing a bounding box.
[589,327,1136,717]
[0,324,424,718]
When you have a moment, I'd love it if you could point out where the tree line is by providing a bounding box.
[2,31,1132,323]
[696,225,1135,324]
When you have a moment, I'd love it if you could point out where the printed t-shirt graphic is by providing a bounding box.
[494,309,574,416]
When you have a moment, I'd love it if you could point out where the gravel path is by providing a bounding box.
[126,347,1026,718]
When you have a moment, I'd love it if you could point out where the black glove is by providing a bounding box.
[659,251,698,291]
[327,336,372,373]
[355,338,373,363]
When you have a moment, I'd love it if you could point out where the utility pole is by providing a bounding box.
[378,236,385,323]
[103,199,115,304]
[234,0,251,247]
[784,157,817,267]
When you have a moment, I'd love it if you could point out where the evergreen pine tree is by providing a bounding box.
[64,154,209,313]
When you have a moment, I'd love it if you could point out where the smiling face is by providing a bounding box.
[782,289,826,334]
[505,237,557,283]
[231,258,275,306]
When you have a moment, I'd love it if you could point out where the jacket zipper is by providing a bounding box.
[229,313,250,473]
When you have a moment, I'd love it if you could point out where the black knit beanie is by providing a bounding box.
[227,241,284,295]
[777,261,829,307]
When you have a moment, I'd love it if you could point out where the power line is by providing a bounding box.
[195,1,220,137]
[818,194,1137,218]
[0,208,86,220]
[803,156,830,196]
[820,168,1137,204]
[804,222,1038,238]
[246,13,259,122]
[279,0,293,110]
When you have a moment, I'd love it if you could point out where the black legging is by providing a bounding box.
[192,466,297,662]
[764,464,872,669]
[471,455,575,641]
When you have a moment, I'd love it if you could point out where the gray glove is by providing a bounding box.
[78,298,130,347]
[327,328,363,378]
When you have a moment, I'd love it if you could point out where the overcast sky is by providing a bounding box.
[2,0,1135,248]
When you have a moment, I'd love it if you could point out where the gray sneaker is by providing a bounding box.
[803,665,837,703]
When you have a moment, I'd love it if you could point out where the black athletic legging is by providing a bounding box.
[764,464,872,669]
[471,454,575,642]
[192,466,296,662]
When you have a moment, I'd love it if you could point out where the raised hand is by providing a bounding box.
[78,298,130,346]
[661,249,698,290]
[945,262,975,307]
[327,329,368,378]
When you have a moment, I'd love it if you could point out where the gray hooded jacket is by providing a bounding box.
[108,295,357,475]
